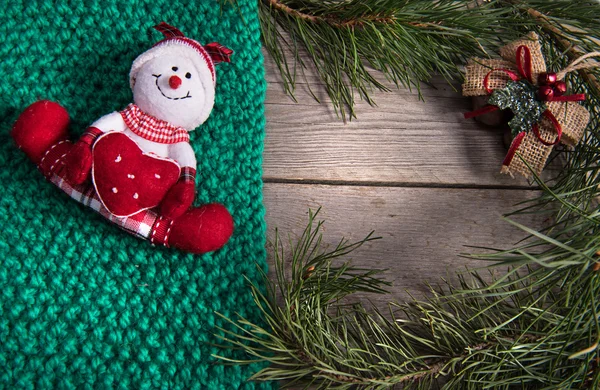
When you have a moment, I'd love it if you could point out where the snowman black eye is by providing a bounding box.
[172,66,178,71]
[185,72,191,79]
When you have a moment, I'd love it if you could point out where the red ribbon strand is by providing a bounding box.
[545,94,586,102]
[483,68,519,94]
[503,131,527,168]
[532,110,562,146]
[516,45,533,83]
[464,105,500,119]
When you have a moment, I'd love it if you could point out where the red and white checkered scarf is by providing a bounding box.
[120,104,190,144]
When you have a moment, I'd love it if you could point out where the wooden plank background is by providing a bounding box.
[261,49,543,302]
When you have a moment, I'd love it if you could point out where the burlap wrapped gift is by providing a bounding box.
[462,32,590,178]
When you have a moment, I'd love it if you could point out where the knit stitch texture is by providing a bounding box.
[0,1,271,388]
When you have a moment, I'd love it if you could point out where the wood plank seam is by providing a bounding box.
[263,177,539,191]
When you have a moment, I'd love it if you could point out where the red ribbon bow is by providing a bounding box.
[154,22,233,64]
[466,45,586,147]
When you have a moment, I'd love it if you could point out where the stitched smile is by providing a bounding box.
[152,74,192,100]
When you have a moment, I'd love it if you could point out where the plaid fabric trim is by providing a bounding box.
[180,167,196,183]
[204,42,233,64]
[120,104,190,144]
[150,215,174,247]
[49,174,158,240]
[79,127,103,146]
[154,22,184,38]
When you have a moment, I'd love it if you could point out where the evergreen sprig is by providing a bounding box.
[213,0,600,390]
[261,0,526,119]
[214,207,600,389]
[261,0,600,120]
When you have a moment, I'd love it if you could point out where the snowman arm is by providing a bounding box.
[89,111,127,133]
[161,142,197,219]
[169,142,197,171]
[77,112,126,145]
[64,112,127,185]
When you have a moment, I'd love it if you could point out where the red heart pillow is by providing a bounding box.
[92,132,180,217]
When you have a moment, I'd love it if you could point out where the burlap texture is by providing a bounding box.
[504,100,590,177]
[503,129,553,178]
[499,32,547,82]
[546,101,590,146]
[462,58,516,96]
[463,32,546,97]
[463,32,590,178]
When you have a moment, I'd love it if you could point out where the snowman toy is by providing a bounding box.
[11,23,234,254]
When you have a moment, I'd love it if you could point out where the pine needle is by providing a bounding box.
[214,1,600,389]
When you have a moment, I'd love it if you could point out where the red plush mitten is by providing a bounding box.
[170,203,233,253]
[65,127,103,185]
[160,167,196,219]
[11,100,70,165]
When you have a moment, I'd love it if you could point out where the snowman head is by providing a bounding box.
[129,23,232,130]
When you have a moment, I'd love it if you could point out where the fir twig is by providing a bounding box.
[214,1,600,389]
[214,211,600,389]
[522,6,600,93]
[260,0,523,119]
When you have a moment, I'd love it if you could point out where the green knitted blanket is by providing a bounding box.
[0,2,271,388]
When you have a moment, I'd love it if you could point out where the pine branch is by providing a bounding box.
[261,0,600,120]
[213,1,600,388]
[523,6,600,93]
[214,210,600,389]
[266,0,396,27]
[261,0,524,119]
[502,1,600,219]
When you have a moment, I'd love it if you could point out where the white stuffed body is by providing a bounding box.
[11,23,235,254]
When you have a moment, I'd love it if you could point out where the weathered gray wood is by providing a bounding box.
[263,183,542,305]
[258,46,551,389]
[261,45,552,304]
[257,37,558,390]
[262,49,560,187]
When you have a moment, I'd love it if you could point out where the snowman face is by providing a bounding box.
[132,55,212,130]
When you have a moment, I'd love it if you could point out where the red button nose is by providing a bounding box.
[169,75,182,89]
